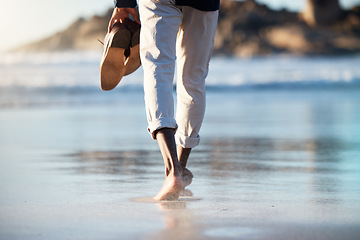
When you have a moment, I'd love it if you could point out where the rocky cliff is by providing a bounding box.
[15,10,112,52]
[15,0,360,57]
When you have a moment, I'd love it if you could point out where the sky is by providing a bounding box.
[0,0,359,52]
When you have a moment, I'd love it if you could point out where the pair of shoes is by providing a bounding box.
[100,18,141,91]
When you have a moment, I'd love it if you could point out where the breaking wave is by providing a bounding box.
[1,51,360,89]
[1,51,359,108]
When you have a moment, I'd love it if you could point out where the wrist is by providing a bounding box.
[114,0,137,8]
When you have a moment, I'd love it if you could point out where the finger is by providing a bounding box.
[119,11,129,23]
[133,14,141,25]
[108,19,119,32]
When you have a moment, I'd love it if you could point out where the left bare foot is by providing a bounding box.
[183,168,193,188]
[153,173,184,201]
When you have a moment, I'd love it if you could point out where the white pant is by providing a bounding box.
[139,0,218,148]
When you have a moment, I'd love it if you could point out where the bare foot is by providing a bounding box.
[154,173,184,201]
[183,168,193,188]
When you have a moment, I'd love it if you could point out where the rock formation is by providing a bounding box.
[302,0,344,26]
[16,10,112,52]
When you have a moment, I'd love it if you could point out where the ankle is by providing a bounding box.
[168,168,182,178]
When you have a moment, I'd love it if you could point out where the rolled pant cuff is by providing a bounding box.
[148,117,178,139]
[175,131,200,148]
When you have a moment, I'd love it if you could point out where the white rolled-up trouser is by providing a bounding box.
[139,0,218,148]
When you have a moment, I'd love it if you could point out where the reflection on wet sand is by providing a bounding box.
[146,198,204,240]
[200,137,351,194]
[66,135,357,202]
[64,135,359,225]
[67,136,352,175]
[65,150,162,176]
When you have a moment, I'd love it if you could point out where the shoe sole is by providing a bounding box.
[100,27,131,91]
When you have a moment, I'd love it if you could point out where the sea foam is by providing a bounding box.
[0,51,359,89]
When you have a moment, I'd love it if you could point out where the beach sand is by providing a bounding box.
[1,89,360,240]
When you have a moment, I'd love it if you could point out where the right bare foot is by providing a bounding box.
[153,173,184,201]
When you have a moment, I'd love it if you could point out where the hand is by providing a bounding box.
[108,7,140,32]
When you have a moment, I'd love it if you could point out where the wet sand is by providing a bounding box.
[1,89,360,239]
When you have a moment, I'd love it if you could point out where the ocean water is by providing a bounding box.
[0,52,360,239]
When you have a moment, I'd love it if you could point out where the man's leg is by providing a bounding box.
[175,7,219,173]
[153,128,184,200]
[177,146,192,187]
[138,0,184,200]
[139,0,182,135]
